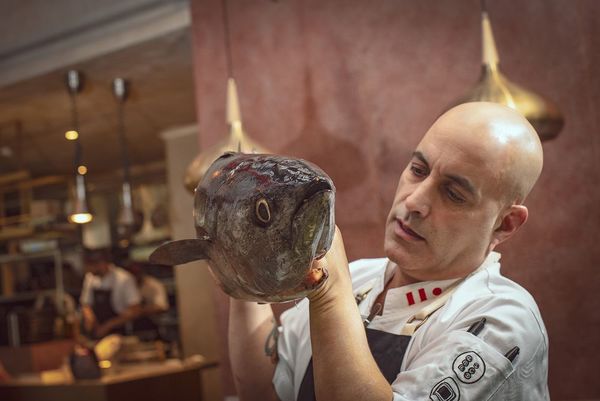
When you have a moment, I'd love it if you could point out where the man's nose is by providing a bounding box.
[404,181,432,218]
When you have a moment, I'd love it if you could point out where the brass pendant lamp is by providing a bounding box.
[451,1,564,141]
[66,70,93,224]
[183,0,269,193]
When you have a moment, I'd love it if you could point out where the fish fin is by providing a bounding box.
[149,239,209,265]
[218,151,238,160]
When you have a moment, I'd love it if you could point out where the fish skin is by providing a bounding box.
[150,152,335,303]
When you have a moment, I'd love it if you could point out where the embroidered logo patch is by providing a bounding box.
[430,377,460,401]
[452,351,486,384]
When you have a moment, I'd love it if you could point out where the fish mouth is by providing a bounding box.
[295,178,335,256]
[304,179,334,201]
[290,178,335,283]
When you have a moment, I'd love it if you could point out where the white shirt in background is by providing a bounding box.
[80,265,141,314]
[139,275,168,311]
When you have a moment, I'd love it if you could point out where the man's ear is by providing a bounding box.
[489,205,528,252]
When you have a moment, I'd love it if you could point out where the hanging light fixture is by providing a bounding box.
[112,78,136,234]
[183,0,269,193]
[66,70,93,224]
[450,1,564,141]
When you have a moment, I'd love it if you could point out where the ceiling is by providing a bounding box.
[0,28,197,181]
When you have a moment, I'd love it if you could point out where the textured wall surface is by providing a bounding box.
[162,126,222,401]
[189,0,600,399]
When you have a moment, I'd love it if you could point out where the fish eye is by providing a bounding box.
[255,198,271,225]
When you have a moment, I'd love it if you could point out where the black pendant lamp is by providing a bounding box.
[112,78,136,234]
[66,70,93,224]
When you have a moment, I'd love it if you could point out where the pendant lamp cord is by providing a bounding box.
[221,0,234,78]
[117,99,131,184]
[69,92,82,174]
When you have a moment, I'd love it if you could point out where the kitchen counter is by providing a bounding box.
[0,356,218,401]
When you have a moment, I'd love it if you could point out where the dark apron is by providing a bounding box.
[297,324,412,401]
[91,288,124,336]
[295,272,466,401]
[131,298,160,340]
[295,271,470,400]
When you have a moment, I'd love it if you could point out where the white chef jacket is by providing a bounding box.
[139,275,169,311]
[273,252,549,401]
[80,265,141,314]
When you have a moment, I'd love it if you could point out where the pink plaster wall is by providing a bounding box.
[189,0,600,399]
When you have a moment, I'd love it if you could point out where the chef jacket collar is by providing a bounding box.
[358,252,501,319]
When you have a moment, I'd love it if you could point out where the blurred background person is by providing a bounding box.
[129,262,169,317]
[127,262,169,341]
[79,248,141,339]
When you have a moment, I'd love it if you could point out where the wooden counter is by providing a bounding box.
[0,339,75,375]
[0,357,218,401]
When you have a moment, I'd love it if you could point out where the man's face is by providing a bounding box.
[87,261,109,277]
[384,125,507,282]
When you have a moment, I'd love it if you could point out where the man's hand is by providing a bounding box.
[306,226,393,401]
[81,306,97,334]
[94,304,141,339]
[94,322,113,339]
[307,226,352,306]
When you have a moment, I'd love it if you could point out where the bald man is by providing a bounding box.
[229,102,549,401]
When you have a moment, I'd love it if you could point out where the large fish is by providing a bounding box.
[149,152,335,303]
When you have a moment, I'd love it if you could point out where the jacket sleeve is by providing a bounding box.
[392,296,549,401]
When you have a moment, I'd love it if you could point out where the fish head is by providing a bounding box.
[150,152,335,303]
[196,152,336,302]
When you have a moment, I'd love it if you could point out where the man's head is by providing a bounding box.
[127,262,146,286]
[384,102,543,282]
[84,248,112,277]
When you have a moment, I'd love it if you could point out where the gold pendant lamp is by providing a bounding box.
[184,78,269,193]
[451,2,564,141]
[184,0,269,193]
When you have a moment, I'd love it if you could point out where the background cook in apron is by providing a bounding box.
[80,264,141,338]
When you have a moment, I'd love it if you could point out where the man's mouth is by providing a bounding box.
[394,218,425,241]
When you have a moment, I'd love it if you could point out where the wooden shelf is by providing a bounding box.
[0,249,66,314]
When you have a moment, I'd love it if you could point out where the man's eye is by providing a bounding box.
[446,187,465,203]
[410,164,428,178]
